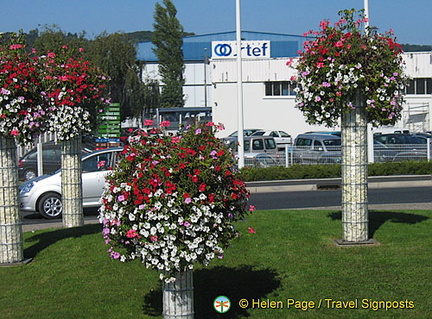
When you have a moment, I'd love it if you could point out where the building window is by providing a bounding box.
[405,78,432,95]
[265,81,297,96]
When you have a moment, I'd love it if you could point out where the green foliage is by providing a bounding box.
[33,25,90,56]
[240,161,432,181]
[88,32,154,120]
[401,43,432,52]
[239,164,342,181]
[125,31,154,43]
[368,160,432,176]
[152,0,185,108]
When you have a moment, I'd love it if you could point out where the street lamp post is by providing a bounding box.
[236,0,245,168]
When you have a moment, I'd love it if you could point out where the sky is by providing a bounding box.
[1,0,431,45]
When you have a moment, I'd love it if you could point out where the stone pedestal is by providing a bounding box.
[162,270,194,319]
[341,91,369,243]
[0,135,24,264]
[62,134,84,228]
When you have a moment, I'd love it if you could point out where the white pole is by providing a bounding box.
[236,0,245,168]
[364,0,370,28]
[364,0,375,163]
[37,137,43,176]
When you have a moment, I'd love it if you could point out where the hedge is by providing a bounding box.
[240,161,432,182]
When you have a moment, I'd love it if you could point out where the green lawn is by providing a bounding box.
[1,209,430,319]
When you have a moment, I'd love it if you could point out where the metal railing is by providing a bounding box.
[241,139,431,168]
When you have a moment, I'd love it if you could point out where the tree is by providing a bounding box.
[88,32,148,120]
[152,0,185,108]
[33,25,90,56]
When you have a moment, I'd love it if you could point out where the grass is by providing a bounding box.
[1,209,431,319]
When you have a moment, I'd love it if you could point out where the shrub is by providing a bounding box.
[240,161,431,182]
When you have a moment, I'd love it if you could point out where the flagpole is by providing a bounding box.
[236,0,245,168]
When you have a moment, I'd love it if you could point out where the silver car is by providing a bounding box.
[292,133,341,164]
[19,148,121,219]
[251,130,292,150]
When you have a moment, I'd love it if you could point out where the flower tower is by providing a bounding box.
[0,34,52,264]
[42,47,110,228]
[293,9,407,243]
[99,122,254,318]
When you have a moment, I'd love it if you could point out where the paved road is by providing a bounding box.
[21,175,431,231]
[248,186,431,211]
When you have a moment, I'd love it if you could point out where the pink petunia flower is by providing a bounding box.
[144,119,154,126]
[110,251,121,259]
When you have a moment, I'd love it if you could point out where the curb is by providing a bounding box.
[246,175,432,193]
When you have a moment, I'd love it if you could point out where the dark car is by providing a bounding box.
[18,140,96,181]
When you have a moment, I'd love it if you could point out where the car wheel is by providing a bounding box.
[24,169,37,181]
[38,192,62,219]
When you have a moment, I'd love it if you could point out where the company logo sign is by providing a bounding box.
[212,41,270,59]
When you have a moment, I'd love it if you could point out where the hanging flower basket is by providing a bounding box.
[100,122,254,282]
[39,46,110,141]
[0,34,52,144]
[292,9,408,127]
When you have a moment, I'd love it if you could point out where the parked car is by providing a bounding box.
[251,130,292,150]
[228,129,263,137]
[304,131,341,137]
[412,132,432,142]
[224,135,278,158]
[19,148,122,219]
[292,133,341,164]
[373,133,430,162]
[18,139,96,181]
[244,152,278,168]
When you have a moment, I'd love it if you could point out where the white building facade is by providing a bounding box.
[138,32,432,138]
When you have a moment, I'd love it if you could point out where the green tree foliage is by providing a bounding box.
[401,43,432,52]
[33,25,90,55]
[152,0,185,108]
[86,32,157,120]
[125,31,154,43]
